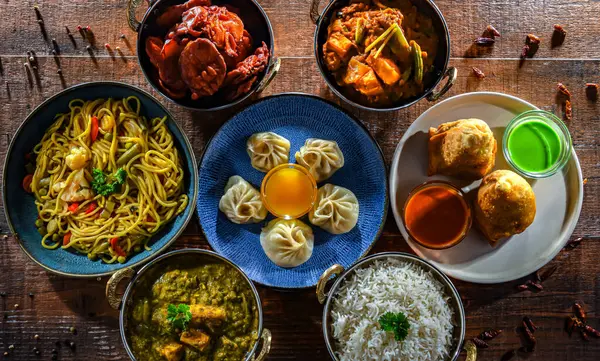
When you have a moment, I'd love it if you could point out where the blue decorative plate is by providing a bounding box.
[2,82,198,277]
[197,94,388,288]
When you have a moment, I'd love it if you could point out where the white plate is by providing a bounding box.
[389,92,583,284]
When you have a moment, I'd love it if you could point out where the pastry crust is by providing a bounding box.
[474,170,536,244]
[428,118,497,180]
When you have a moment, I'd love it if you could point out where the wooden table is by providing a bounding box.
[0,0,598,360]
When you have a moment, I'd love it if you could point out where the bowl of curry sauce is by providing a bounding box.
[401,181,472,250]
[106,249,271,361]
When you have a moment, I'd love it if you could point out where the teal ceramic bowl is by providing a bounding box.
[2,82,198,277]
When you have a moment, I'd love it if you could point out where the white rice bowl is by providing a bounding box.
[331,259,455,361]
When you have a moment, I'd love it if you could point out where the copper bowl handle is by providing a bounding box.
[105,267,136,310]
[255,57,281,95]
[316,264,345,304]
[127,0,159,32]
[427,66,457,102]
[310,0,326,24]
[252,328,272,361]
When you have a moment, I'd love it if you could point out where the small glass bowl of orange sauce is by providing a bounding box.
[261,163,318,219]
[402,181,472,250]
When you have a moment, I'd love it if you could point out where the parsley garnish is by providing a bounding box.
[166,304,192,331]
[379,312,410,341]
[91,168,127,196]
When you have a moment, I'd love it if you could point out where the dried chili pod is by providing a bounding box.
[566,236,584,249]
[527,280,543,291]
[526,34,541,45]
[474,37,495,45]
[486,25,501,38]
[557,82,572,98]
[565,316,576,336]
[554,24,567,36]
[471,337,489,348]
[520,45,530,59]
[564,99,573,121]
[539,265,558,282]
[573,303,586,322]
[521,322,537,350]
[516,284,529,291]
[584,325,600,338]
[579,328,590,341]
[523,316,537,333]
[501,349,516,361]
[586,83,599,101]
[472,67,485,79]
[479,329,503,340]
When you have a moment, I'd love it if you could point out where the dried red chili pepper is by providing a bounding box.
[523,316,537,333]
[557,82,572,98]
[479,329,503,340]
[474,37,495,45]
[580,328,590,341]
[471,337,489,348]
[520,45,530,59]
[554,24,566,35]
[564,99,572,121]
[526,280,543,291]
[522,321,537,349]
[586,83,599,101]
[584,325,600,338]
[501,349,516,361]
[486,25,501,37]
[573,303,586,322]
[472,67,485,79]
[516,284,529,291]
[539,265,558,282]
[566,236,584,249]
[566,317,576,336]
[526,34,541,45]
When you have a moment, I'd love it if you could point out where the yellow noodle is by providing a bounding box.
[28,97,188,264]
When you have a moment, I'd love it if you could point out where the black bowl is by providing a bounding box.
[127,0,278,111]
[311,0,456,112]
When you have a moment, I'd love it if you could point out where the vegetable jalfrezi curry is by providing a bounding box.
[126,261,258,361]
[323,0,439,106]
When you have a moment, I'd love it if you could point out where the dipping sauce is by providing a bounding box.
[261,163,317,219]
[507,118,562,173]
[402,182,471,249]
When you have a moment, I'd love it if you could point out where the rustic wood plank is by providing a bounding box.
[0,1,599,360]
[0,0,599,58]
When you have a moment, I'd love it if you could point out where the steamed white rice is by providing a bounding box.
[331,259,454,361]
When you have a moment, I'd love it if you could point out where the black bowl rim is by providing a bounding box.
[118,248,264,361]
[313,0,452,112]
[195,92,390,290]
[136,0,276,112]
[1,81,199,278]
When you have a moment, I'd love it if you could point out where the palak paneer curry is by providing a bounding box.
[126,259,259,361]
[323,0,439,106]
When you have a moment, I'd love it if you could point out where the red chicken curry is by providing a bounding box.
[146,0,270,101]
[322,0,439,106]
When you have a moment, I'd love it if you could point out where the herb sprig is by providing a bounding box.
[166,304,192,331]
[91,168,126,196]
[379,312,410,341]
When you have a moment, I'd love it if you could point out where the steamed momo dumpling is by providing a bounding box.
[247,132,291,172]
[219,176,267,224]
[309,184,359,234]
[260,219,314,268]
[295,138,344,182]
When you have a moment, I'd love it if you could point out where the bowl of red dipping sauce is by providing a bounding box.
[402,181,472,250]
